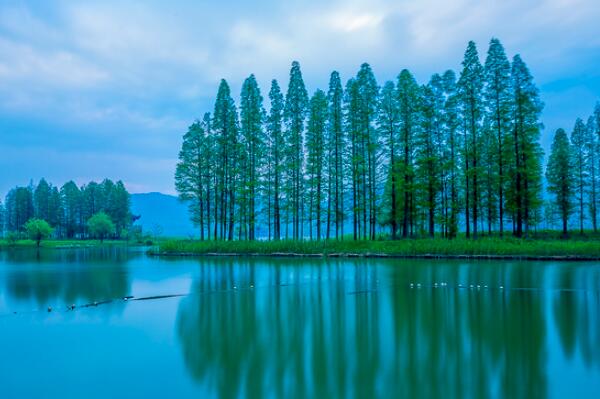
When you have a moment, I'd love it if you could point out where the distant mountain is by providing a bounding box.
[130,192,197,238]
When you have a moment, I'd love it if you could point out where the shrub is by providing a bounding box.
[87,212,116,243]
[24,219,53,247]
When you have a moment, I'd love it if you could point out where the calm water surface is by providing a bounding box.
[1,247,599,398]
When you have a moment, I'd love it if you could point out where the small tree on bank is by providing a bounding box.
[88,212,115,243]
[546,129,574,237]
[24,218,53,247]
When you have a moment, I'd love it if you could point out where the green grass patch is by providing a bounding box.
[155,237,600,259]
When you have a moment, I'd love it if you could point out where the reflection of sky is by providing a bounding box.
[1,0,599,195]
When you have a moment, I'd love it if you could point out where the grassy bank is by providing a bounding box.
[154,237,600,260]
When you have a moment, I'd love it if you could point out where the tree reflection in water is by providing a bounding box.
[176,258,600,399]
[2,247,131,310]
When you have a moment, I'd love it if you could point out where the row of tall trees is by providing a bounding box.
[547,104,600,236]
[175,38,552,240]
[0,178,131,239]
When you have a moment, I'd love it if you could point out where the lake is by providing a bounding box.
[1,247,599,398]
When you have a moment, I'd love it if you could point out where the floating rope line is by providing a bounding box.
[1,282,596,317]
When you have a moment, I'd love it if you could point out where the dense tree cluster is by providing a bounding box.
[1,178,131,239]
[546,104,600,236]
[174,38,591,240]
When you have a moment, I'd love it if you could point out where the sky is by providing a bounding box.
[1,0,599,197]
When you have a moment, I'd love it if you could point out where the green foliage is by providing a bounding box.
[87,212,116,242]
[4,178,130,239]
[24,218,53,247]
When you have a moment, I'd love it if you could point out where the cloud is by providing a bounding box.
[0,0,598,196]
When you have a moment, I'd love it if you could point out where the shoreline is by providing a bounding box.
[149,251,600,261]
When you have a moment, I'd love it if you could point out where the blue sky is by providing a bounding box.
[1,0,599,196]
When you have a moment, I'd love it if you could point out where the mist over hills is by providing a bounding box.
[131,192,197,238]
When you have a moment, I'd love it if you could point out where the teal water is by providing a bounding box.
[1,248,599,398]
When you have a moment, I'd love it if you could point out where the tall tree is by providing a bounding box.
[356,63,380,240]
[345,78,362,239]
[378,81,400,238]
[240,74,264,240]
[5,186,34,232]
[176,122,208,239]
[483,38,512,235]
[284,61,309,239]
[266,80,285,240]
[441,70,461,238]
[396,69,420,237]
[508,54,544,237]
[458,41,484,238]
[201,112,215,240]
[48,186,63,231]
[585,116,598,232]
[417,76,443,237]
[306,89,327,239]
[61,181,81,238]
[213,79,240,240]
[571,118,587,234]
[326,71,344,239]
[546,128,574,237]
[34,178,51,222]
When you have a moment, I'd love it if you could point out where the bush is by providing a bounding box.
[87,212,116,243]
[6,231,20,245]
[24,219,53,247]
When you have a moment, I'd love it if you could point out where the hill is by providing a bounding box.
[130,192,196,238]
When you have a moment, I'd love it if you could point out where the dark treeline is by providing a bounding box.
[0,178,132,239]
[175,38,599,240]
